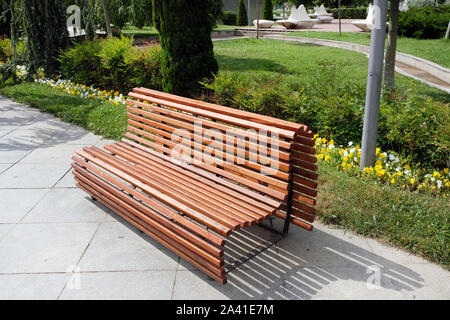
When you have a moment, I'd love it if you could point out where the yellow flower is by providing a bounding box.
[409,179,415,184]
[397,171,403,176]
[317,154,324,160]
[433,172,441,179]
[444,168,449,174]
[357,151,361,157]
[324,155,331,161]
[321,138,327,144]
[376,148,380,155]
[374,164,382,172]
[339,149,344,156]
[346,163,352,169]
[391,179,395,184]
[327,139,334,146]
[377,169,386,177]
[380,153,386,159]
[405,164,411,170]
[114,91,119,96]
[376,160,382,166]
[343,156,348,162]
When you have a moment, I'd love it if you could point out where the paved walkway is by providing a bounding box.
[0,97,449,300]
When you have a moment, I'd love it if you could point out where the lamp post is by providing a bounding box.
[360,0,388,170]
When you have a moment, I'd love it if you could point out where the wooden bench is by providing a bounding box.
[71,88,318,284]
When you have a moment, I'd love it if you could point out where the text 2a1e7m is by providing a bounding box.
[220,304,274,315]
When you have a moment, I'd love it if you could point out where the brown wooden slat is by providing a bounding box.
[115,141,277,214]
[126,101,293,151]
[133,87,305,133]
[293,175,318,190]
[104,144,265,224]
[73,166,224,266]
[293,166,319,181]
[275,210,313,231]
[121,138,281,208]
[84,146,243,230]
[128,93,296,139]
[293,183,318,198]
[72,156,225,247]
[292,199,316,215]
[75,179,226,283]
[278,204,315,223]
[127,118,291,178]
[75,149,233,236]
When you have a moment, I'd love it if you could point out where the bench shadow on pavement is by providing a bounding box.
[102,203,424,300]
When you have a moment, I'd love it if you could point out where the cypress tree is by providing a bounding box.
[130,0,152,29]
[263,0,273,20]
[152,0,218,95]
[22,0,69,76]
[237,0,248,26]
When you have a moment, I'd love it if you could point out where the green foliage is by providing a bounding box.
[327,7,368,19]
[130,0,153,29]
[0,0,11,37]
[222,11,237,25]
[58,36,162,92]
[237,0,248,26]
[380,89,450,168]
[398,5,450,39]
[203,62,449,169]
[22,0,69,76]
[153,0,218,95]
[0,37,12,62]
[263,0,274,20]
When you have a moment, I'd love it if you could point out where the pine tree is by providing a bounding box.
[22,0,69,76]
[263,0,273,20]
[237,0,248,26]
[130,0,152,29]
[152,0,218,95]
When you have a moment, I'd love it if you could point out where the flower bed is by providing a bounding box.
[35,77,126,106]
[315,135,449,197]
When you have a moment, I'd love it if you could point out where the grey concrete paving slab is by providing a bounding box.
[59,271,176,300]
[78,221,179,272]
[0,188,49,223]
[0,273,71,300]
[19,144,82,165]
[0,163,69,188]
[0,222,99,273]
[23,188,107,223]
[0,224,13,241]
[0,139,36,163]
[0,163,12,174]
[54,170,76,188]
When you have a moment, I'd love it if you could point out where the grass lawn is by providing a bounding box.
[213,38,450,103]
[318,162,449,269]
[121,24,237,38]
[0,82,127,140]
[288,31,450,68]
[1,81,448,269]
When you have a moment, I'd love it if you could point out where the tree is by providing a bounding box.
[384,0,400,89]
[152,0,218,95]
[22,0,69,76]
[263,0,274,20]
[130,0,152,29]
[237,0,248,26]
[101,0,113,36]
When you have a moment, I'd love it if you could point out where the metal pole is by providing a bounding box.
[256,0,260,39]
[360,0,388,170]
[338,0,341,36]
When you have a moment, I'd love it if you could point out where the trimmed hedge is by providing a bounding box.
[328,7,368,19]
[398,5,450,39]
[223,11,237,25]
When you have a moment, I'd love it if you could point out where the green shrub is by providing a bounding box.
[237,0,248,26]
[123,45,162,91]
[328,7,368,19]
[222,11,237,25]
[58,37,162,92]
[263,0,273,21]
[202,64,449,169]
[0,38,12,63]
[58,40,102,86]
[398,5,450,39]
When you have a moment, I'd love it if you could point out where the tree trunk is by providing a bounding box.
[384,0,400,90]
[102,0,112,37]
[152,0,218,95]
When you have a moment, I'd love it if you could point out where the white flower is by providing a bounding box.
[348,141,353,147]
[404,170,409,175]
[350,147,355,154]
[437,180,442,188]
[343,151,348,157]
[396,166,401,172]
[328,145,335,149]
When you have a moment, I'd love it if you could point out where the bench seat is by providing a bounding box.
[72,88,318,284]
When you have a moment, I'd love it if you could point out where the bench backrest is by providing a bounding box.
[126,88,318,230]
